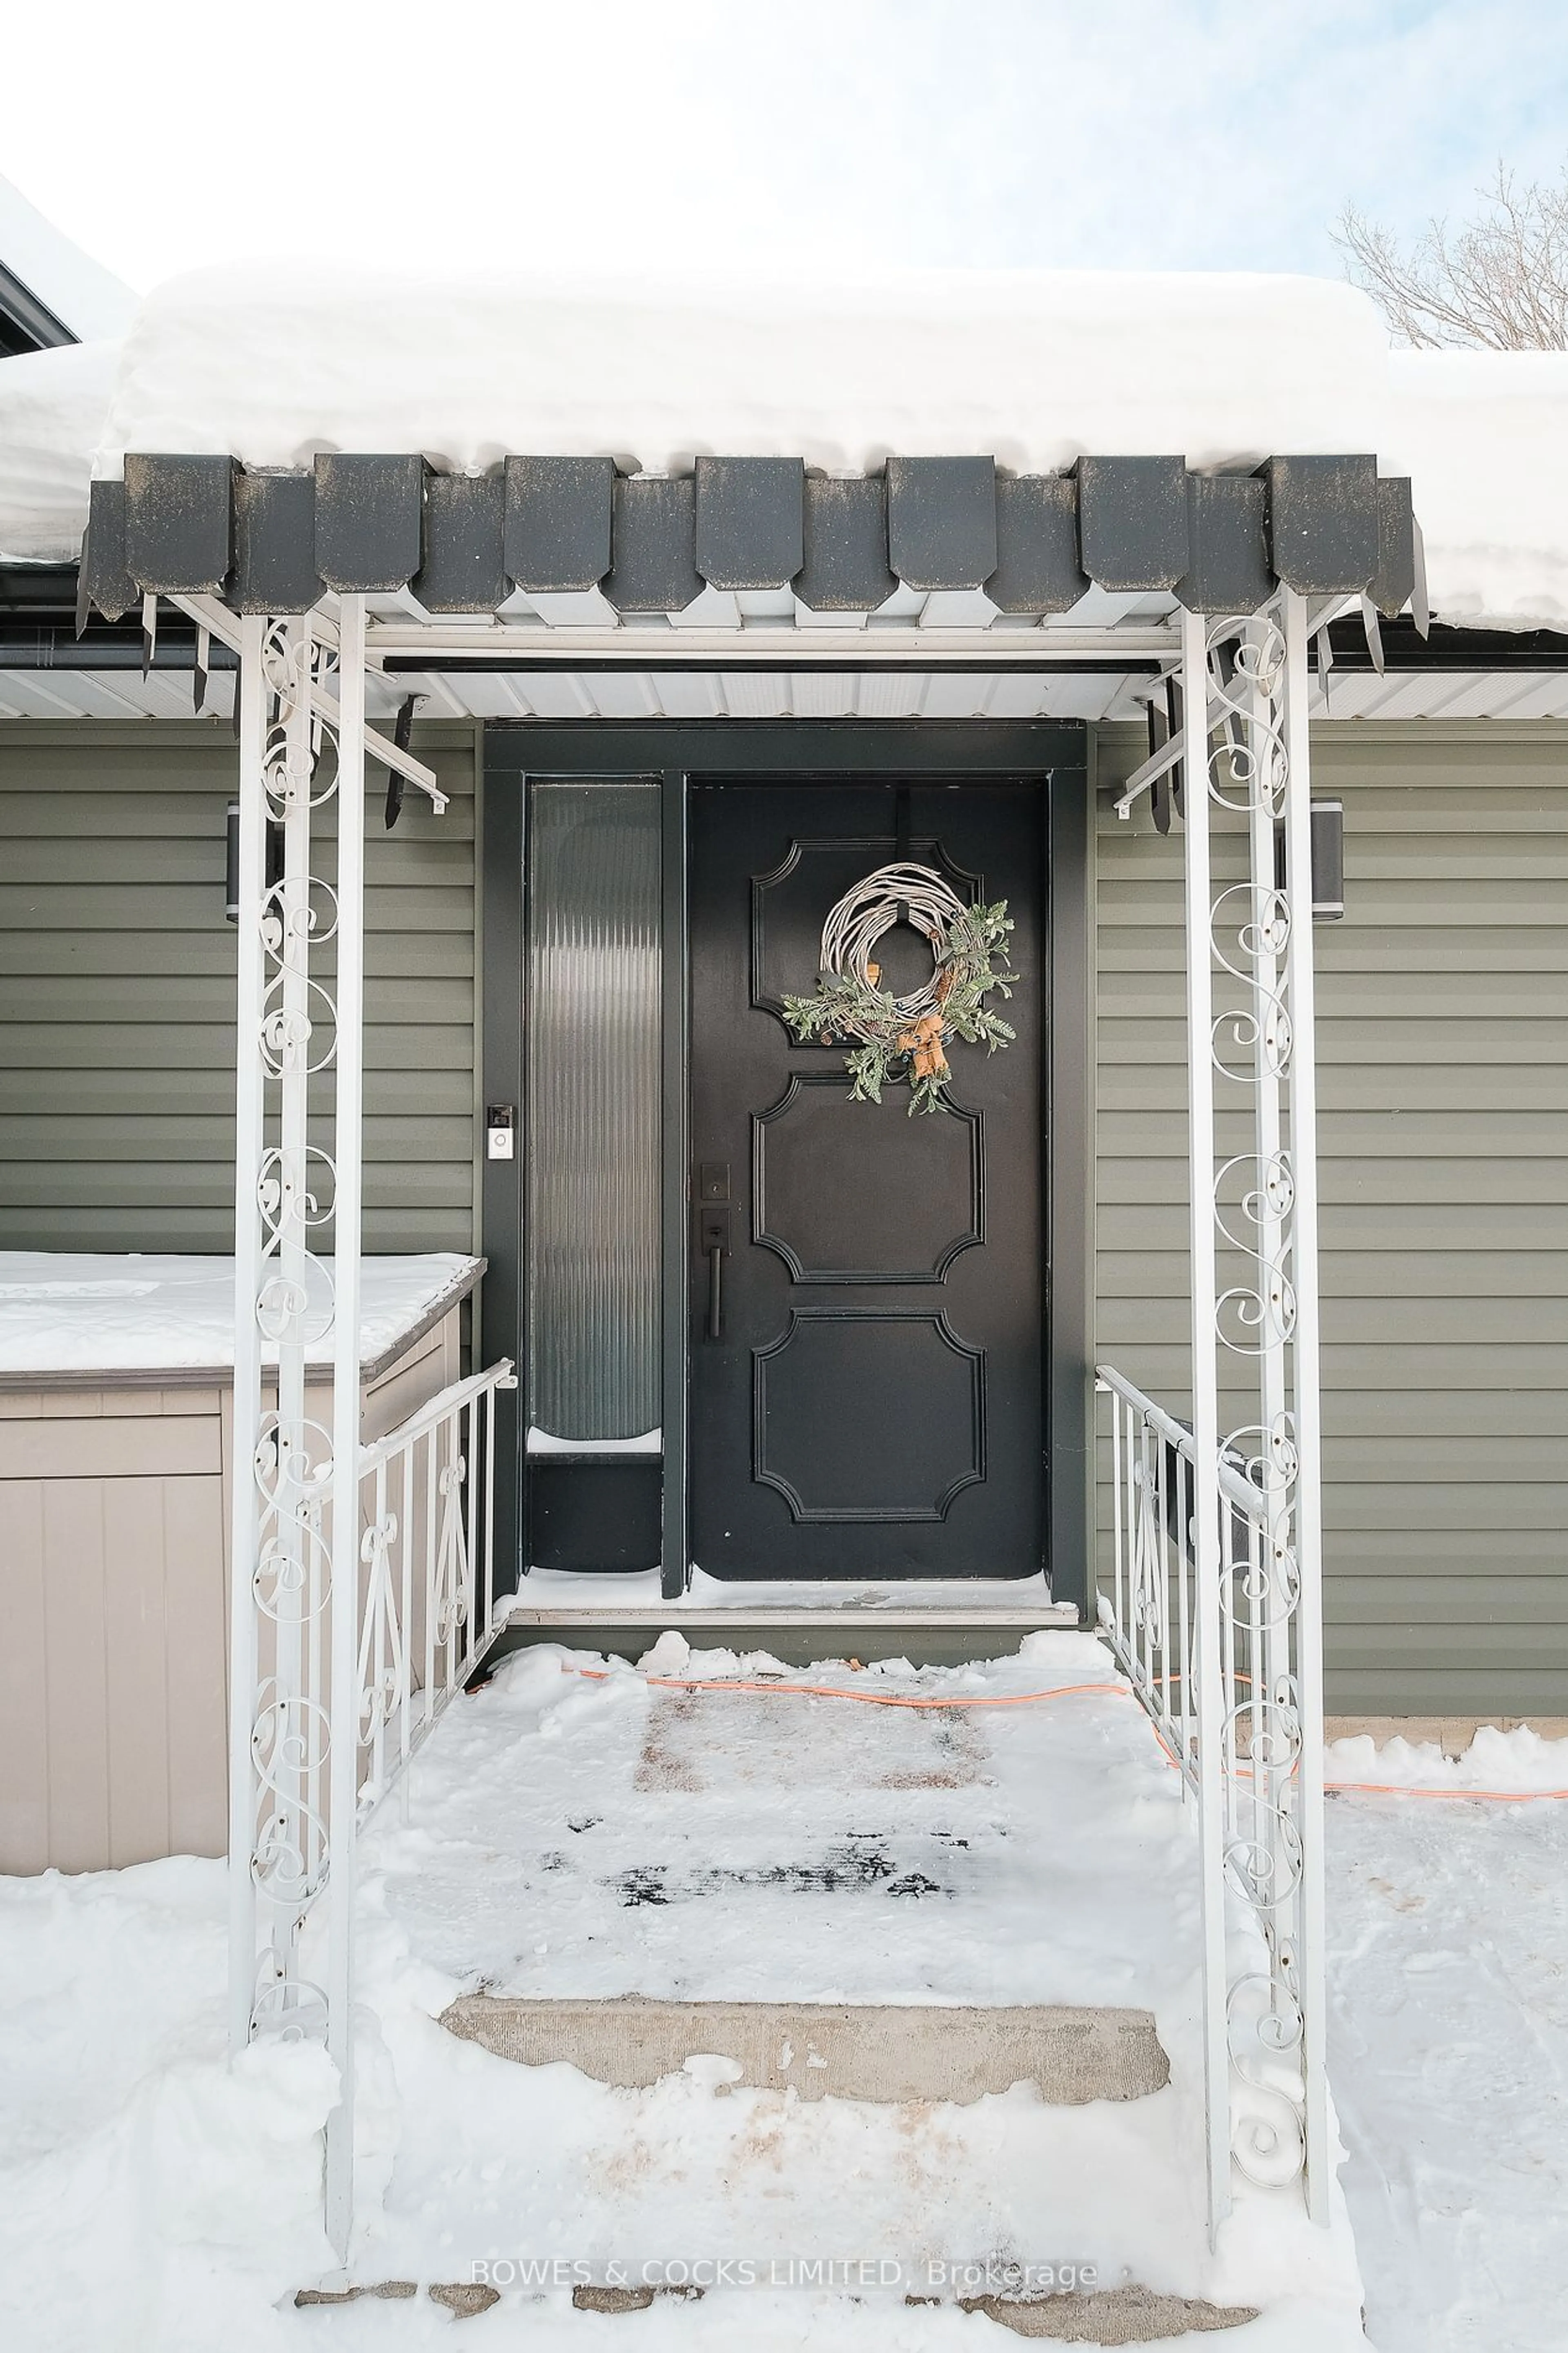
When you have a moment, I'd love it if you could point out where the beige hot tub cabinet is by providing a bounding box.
[0,1255,483,1875]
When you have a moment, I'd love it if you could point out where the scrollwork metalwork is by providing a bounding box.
[1196,601,1318,2196]
[237,616,350,2046]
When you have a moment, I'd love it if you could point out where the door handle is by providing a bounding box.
[699,1207,730,1341]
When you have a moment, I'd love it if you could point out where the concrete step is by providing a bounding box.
[294,2277,1261,2339]
[439,1994,1170,2106]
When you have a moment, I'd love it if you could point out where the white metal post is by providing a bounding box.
[1241,623,1292,2023]
[228,615,267,2055]
[1281,588,1330,2220]
[1181,608,1231,2241]
[325,595,368,2258]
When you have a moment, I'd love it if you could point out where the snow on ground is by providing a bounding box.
[2,1645,1564,2351]
[340,1634,1365,2344]
[0,1251,478,1375]
[1326,1785,1568,2353]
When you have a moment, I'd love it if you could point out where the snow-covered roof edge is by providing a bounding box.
[3,267,1568,631]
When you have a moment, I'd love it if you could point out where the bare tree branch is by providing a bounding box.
[1333,164,1568,349]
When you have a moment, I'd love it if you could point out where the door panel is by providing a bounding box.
[753,1073,983,1285]
[689,781,1045,1580]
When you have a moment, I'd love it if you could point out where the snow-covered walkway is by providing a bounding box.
[1327,1783,1568,2353]
[0,1636,1562,2350]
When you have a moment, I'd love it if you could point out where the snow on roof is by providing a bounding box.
[0,1252,481,1381]
[0,171,138,345]
[2,265,1567,630]
[92,265,1391,476]
[0,340,119,561]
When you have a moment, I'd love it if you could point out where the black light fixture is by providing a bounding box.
[225,803,286,923]
[1309,799,1345,921]
[1272,799,1345,922]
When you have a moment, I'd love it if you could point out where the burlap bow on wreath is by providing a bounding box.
[781,862,1017,1115]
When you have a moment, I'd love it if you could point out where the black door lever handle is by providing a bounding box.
[699,1205,730,1341]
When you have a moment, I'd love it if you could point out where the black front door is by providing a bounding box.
[688,780,1044,1580]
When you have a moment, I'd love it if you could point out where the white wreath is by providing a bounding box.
[817,862,966,1020]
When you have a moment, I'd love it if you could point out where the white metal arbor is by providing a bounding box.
[1099,583,1330,2236]
[214,581,1333,2266]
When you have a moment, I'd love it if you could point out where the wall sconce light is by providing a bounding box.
[1274,799,1345,923]
[225,803,286,923]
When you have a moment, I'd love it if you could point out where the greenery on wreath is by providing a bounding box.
[782,898,1018,1116]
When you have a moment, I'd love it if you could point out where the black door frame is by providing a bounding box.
[482,721,1094,1620]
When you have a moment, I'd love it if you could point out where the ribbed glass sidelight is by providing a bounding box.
[526,781,661,1442]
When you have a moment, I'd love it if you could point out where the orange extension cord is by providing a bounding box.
[561,1662,1568,1802]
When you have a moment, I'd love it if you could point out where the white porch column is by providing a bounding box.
[227,605,372,2267]
[325,597,368,2253]
[1180,608,1233,2242]
[227,615,267,2055]
[1182,590,1331,2235]
[1280,589,1330,2220]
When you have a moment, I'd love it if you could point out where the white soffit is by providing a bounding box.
[6,666,1568,728]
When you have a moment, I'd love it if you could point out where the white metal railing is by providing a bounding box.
[1096,1364,1324,2237]
[354,1359,518,1815]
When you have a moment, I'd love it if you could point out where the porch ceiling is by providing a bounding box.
[7,651,1568,727]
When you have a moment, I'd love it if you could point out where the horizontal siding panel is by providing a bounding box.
[1098,1015,1568,1062]
[1323,1484,1567,1529]
[7,838,476,886]
[1098,1156,1565,1204]
[1319,1389,1568,1439]
[0,975,474,1024]
[0,1153,472,1199]
[0,934,477,980]
[1096,1343,1568,1393]
[0,1209,463,1253]
[2,1116,475,1162]
[1097,1111,1564,1158]
[1325,1673,1568,1715]
[4,1071,476,1119]
[1102,971,1566,1014]
[1090,1520,1568,1578]
[0,885,478,932]
[0,1163,472,1210]
[1317,1528,1568,1570]
[1099,876,1567,924]
[1100,1202,1568,1251]
[9,789,475,841]
[1323,1624,1568,1668]
[1323,1438,1559,1481]
[1101,929,1568,974]
[1100,1067,1568,1112]
[1097,1250,1564,1299]
[1098,1298,1561,1344]
[1323,1577,1568,1624]
[0,1024,473,1071]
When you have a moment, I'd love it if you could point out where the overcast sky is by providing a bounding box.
[4,0,1566,295]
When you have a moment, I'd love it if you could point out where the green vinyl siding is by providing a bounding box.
[0,721,481,1254]
[1093,719,1568,1719]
